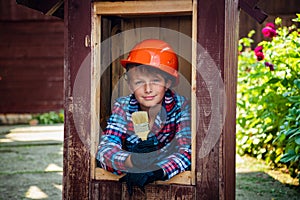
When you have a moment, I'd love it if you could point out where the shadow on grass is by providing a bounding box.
[0,125,63,199]
[236,171,300,200]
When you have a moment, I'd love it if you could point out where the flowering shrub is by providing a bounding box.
[262,22,277,38]
[237,14,300,182]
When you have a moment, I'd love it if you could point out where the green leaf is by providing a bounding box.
[289,130,300,139]
[275,17,282,25]
[294,79,300,89]
[295,136,300,145]
[280,151,296,163]
[292,14,300,22]
[267,78,281,84]
[281,78,288,87]
[288,96,300,103]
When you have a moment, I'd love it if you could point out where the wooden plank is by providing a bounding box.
[196,0,224,199]
[0,58,63,68]
[97,181,122,200]
[191,0,197,186]
[90,7,101,180]
[95,168,192,185]
[0,21,64,34]
[0,46,64,59]
[222,0,239,199]
[91,180,195,200]
[170,185,196,199]
[140,17,160,39]
[178,16,192,84]
[63,0,92,199]
[94,1,192,15]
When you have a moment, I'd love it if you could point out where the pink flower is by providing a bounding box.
[255,52,264,61]
[254,46,264,61]
[266,23,275,29]
[254,46,263,53]
[262,23,277,38]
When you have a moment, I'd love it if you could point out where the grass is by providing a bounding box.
[236,154,299,200]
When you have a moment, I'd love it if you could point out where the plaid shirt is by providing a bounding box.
[96,89,191,179]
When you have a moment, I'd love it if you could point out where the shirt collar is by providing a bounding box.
[128,89,177,116]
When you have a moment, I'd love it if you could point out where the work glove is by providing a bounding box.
[119,168,166,196]
[132,135,159,153]
[130,135,159,169]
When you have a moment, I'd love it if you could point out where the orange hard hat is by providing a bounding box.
[121,39,179,84]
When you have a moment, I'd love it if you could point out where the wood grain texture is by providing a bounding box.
[196,0,224,198]
[90,181,195,200]
[0,20,64,113]
[63,0,92,199]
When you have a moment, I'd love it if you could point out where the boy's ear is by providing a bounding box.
[165,79,172,90]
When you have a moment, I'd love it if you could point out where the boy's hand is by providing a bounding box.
[119,169,165,196]
[132,135,158,153]
[130,151,157,169]
[130,135,159,169]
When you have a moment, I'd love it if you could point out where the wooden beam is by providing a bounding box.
[95,168,192,185]
[94,1,192,15]
[222,0,239,199]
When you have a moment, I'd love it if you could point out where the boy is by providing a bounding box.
[96,39,191,195]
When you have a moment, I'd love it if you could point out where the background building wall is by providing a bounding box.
[0,0,64,114]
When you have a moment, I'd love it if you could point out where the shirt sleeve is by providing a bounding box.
[96,99,130,174]
[157,97,191,179]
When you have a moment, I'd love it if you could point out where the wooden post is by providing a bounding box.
[63,0,91,199]
[196,0,238,199]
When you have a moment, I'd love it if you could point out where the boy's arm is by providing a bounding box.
[157,99,191,179]
[96,101,131,173]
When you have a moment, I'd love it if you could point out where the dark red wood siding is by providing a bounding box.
[0,0,64,113]
[63,0,92,199]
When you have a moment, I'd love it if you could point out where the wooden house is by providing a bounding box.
[63,0,237,199]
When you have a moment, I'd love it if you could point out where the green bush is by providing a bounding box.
[33,110,64,125]
[237,15,300,181]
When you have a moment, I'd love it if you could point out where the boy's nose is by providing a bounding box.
[144,82,152,93]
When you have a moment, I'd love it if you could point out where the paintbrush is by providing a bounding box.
[132,111,149,141]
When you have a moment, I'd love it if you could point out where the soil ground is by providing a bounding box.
[0,124,299,199]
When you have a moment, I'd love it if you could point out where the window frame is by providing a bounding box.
[90,0,197,185]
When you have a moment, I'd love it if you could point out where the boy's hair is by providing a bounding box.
[125,64,175,86]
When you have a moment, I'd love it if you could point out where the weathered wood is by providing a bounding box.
[222,1,239,199]
[95,168,192,185]
[195,0,238,199]
[63,0,92,200]
[91,180,196,200]
[65,0,238,199]
[0,19,64,113]
[196,0,228,199]
[0,0,58,20]
[94,1,192,16]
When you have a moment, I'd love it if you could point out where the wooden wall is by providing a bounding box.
[0,0,64,113]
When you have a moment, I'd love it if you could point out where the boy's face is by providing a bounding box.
[127,67,171,111]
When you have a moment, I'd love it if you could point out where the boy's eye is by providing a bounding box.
[151,79,162,84]
[134,81,144,86]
